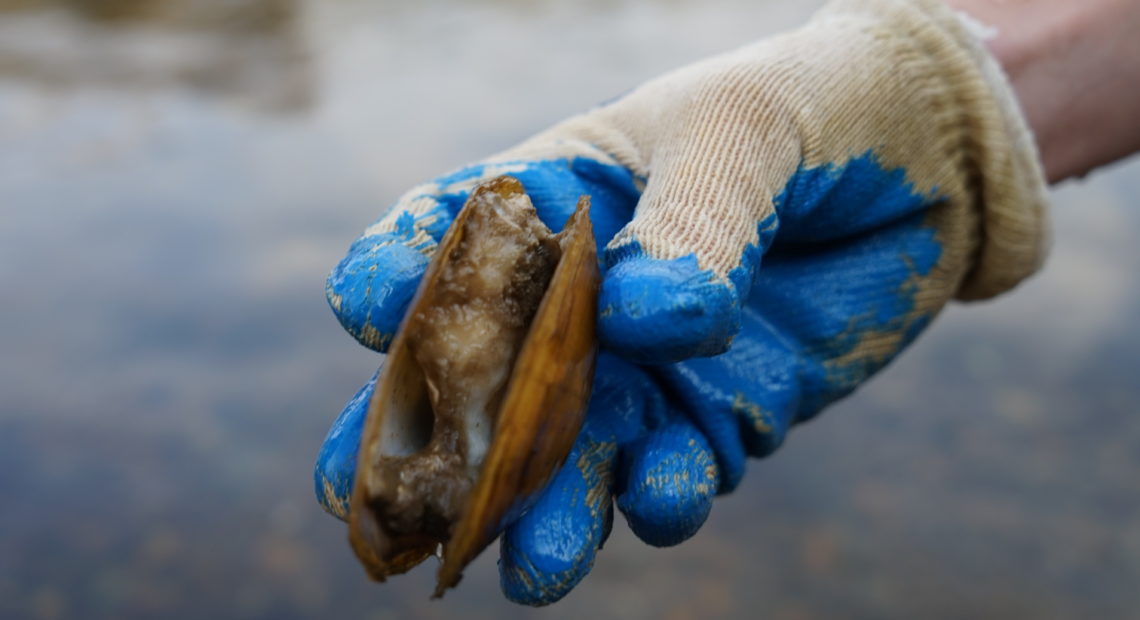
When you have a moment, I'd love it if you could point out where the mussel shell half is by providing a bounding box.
[347,176,598,597]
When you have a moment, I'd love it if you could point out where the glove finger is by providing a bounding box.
[615,411,720,547]
[313,370,378,520]
[498,420,618,606]
[597,162,782,365]
[497,353,656,606]
[326,178,459,352]
[326,232,431,352]
[658,305,803,492]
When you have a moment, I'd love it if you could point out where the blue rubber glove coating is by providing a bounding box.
[313,370,376,520]
[499,354,719,604]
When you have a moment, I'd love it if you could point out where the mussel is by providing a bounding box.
[348,176,599,597]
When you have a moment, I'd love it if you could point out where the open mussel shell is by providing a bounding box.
[348,176,599,597]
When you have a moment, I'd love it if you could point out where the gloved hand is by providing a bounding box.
[316,0,1049,605]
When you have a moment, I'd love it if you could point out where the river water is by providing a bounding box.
[1,1,1138,618]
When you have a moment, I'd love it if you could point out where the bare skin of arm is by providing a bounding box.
[943,0,1140,183]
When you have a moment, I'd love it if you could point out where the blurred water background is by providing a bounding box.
[1,0,1138,618]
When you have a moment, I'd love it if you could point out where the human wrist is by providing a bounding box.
[943,0,1140,182]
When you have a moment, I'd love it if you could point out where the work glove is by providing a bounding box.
[316,0,1049,606]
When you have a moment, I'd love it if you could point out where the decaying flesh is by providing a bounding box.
[371,186,560,542]
[348,176,598,597]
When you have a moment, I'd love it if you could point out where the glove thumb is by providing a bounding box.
[597,136,786,364]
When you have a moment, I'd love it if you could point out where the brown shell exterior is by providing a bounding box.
[347,176,598,596]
